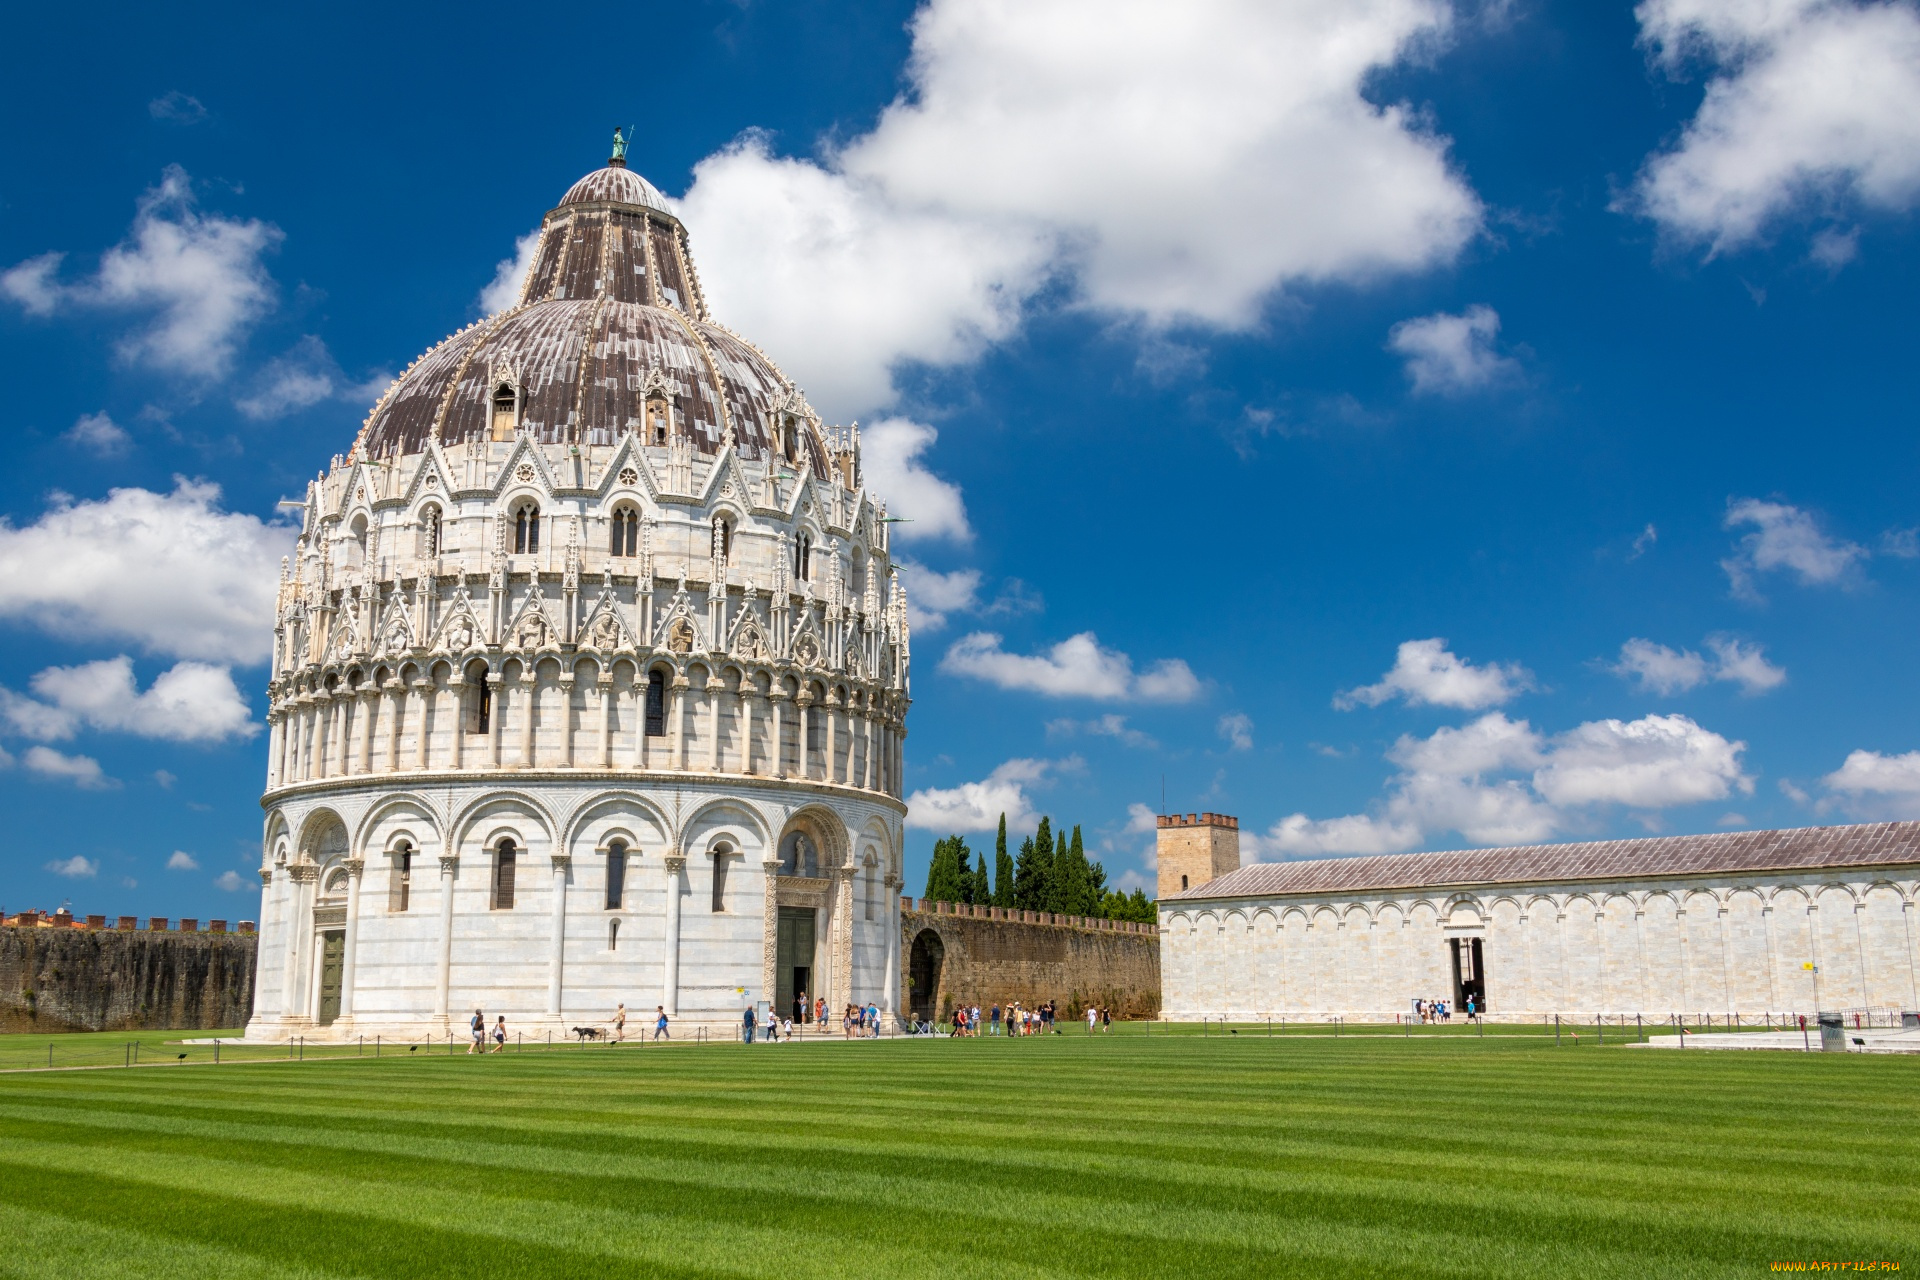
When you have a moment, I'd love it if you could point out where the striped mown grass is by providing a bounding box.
[0,1031,1913,1277]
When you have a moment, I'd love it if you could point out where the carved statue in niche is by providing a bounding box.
[667,617,696,654]
[591,611,622,651]
[384,620,411,654]
[334,625,356,660]
[444,615,476,652]
[735,624,767,662]
[846,645,862,678]
[792,634,818,668]
[515,612,550,650]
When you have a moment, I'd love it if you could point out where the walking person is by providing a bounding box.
[763,1005,777,1043]
[1102,1006,1112,1033]
[654,1006,670,1040]
[743,1006,756,1044]
[493,1015,507,1053]
[1087,1005,1098,1034]
[612,1003,627,1044]
[468,1009,485,1054]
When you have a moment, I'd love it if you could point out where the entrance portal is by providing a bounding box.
[1449,936,1487,1013]
[908,929,944,1023]
[317,930,345,1025]
[775,907,816,1022]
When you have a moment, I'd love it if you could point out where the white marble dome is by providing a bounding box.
[245,145,912,1042]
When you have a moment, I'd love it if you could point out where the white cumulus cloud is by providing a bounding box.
[65,412,131,457]
[233,336,386,421]
[1630,0,1920,258]
[679,0,1481,417]
[1263,710,1750,857]
[1387,304,1519,394]
[1611,635,1786,695]
[24,747,116,790]
[859,418,971,543]
[479,230,540,316]
[897,561,981,632]
[942,631,1201,702]
[167,851,199,871]
[1819,748,1920,818]
[1337,637,1534,711]
[1721,497,1867,599]
[907,756,1064,832]
[0,479,290,662]
[45,854,99,878]
[214,869,249,892]
[1217,712,1254,751]
[0,656,257,743]
[0,166,281,378]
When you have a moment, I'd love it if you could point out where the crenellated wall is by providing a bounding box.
[0,927,256,1032]
[901,904,1161,1021]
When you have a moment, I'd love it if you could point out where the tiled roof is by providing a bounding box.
[1169,821,1920,902]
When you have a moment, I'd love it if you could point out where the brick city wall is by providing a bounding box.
[0,925,258,1032]
[901,901,1161,1020]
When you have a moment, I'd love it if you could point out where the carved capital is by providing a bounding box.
[288,863,319,884]
[664,855,687,874]
[259,868,274,886]
[438,854,459,875]
[550,853,572,871]
[343,858,366,878]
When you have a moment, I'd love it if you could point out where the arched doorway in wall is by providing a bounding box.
[909,929,944,1023]
[776,907,816,1023]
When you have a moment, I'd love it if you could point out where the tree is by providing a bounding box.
[924,836,970,904]
[954,844,975,904]
[993,814,1015,909]
[1030,818,1055,910]
[1051,826,1089,915]
[969,846,991,905]
[1012,834,1043,910]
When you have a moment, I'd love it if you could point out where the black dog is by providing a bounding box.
[572,1026,604,1042]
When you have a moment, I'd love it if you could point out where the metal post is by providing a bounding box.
[1554,1014,1560,1045]
[1637,1014,1643,1043]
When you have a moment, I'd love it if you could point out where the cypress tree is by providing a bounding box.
[924,836,967,904]
[972,852,992,905]
[1012,835,1041,910]
[954,844,975,904]
[1053,829,1074,913]
[994,814,1015,910]
[1030,818,1055,911]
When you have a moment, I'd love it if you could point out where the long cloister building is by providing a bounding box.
[246,141,910,1040]
[1159,813,1920,1021]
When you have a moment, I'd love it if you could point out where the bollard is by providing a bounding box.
[1554,1014,1561,1045]
[1637,1014,1643,1043]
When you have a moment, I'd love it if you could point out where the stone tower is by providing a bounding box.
[1156,813,1239,898]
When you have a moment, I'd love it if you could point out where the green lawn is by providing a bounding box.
[0,1028,1912,1277]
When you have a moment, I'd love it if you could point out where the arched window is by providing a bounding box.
[852,549,867,598]
[491,839,518,910]
[472,676,492,734]
[647,394,670,446]
[794,533,811,582]
[419,506,442,558]
[323,868,348,896]
[712,516,732,561]
[711,841,733,913]
[783,416,798,464]
[608,918,621,951]
[345,515,369,571]
[864,860,875,921]
[389,842,412,912]
[644,670,666,737]
[491,384,517,442]
[1181,874,1189,890]
[805,702,823,757]
[606,839,628,910]
[514,503,541,555]
[610,507,639,557]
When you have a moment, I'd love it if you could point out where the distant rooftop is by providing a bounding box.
[1167,821,1920,901]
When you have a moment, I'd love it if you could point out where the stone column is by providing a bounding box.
[741,690,759,775]
[548,854,570,1016]
[488,674,506,769]
[449,678,466,771]
[333,695,351,777]
[1760,901,1781,1010]
[597,679,614,768]
[827,691,843,784]
[518,672,537,769]
[558,675,576,768]
[670,674,689,771]
[411,681,430,771]
[628,677,647,769]
[357,688,376,774]
[883,872,902,1027]
[662,854,686,1016]
[708,676,723,772]
[312,694,331,780]
[762,856,782,1006]
[387,683,405,771]
[434,854,458,1021]
[770,691,788,779]
[832,864,855,1011]
[795,692,815,779]
[285,863,317,1019]
[340,857,365,1020]
[264,713,282,789]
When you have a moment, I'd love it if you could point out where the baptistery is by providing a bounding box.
[245,138,910,1040]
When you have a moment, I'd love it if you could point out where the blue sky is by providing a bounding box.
[4,0,1920,917]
